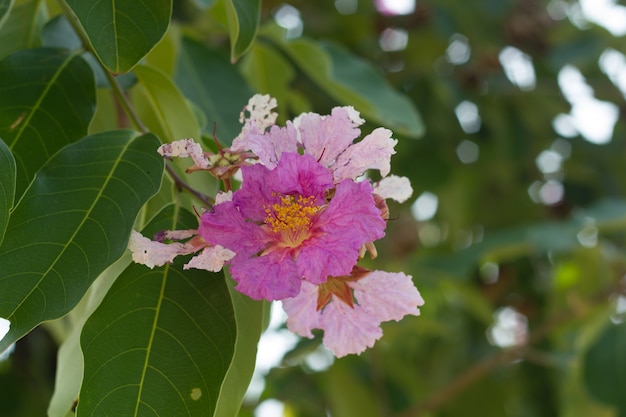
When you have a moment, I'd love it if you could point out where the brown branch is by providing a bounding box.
[399,279,626,417]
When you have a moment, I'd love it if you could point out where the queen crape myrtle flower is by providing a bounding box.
[128,94,424,357]
[198,152,386,301]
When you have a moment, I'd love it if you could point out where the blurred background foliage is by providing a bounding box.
[2,0,626,416]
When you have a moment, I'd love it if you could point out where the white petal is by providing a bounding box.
[320,301,382,357]
[351,271,424,322]
[183,245,235,272]
[373,175,413,203]
[215,190,233,205]
[333,127,397,181]
[157,138,209,169]
[239,94,278,131]
[282,281,322,338]
[128,230,186,268]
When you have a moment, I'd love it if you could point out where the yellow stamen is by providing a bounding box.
[264,193,321,246]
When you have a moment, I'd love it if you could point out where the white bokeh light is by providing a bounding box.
[411,192,439,221]
[274,4,303,39]
[455,100,481,134]
[579,0,626,36]
[446,34,471,65]
[557,65,618,144]
[499,46,536,90]
[487,307,528,348]
[379,28,409,52]
[375,0,415,15]
[456,139,479,164]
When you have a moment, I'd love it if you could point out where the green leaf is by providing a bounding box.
[0,137,15,246]
[224,0,260,62]
[175,37,253,144]
[215,275,268,417]
[0,0,14,30]
[0,130,163,352]
[0,0,47,60]
[132,64,201,142]
[78,205,236,417]
[0,48,96,197]
[48,255,131,417]
[191,0,215,9]
[239,42,295,123]
[264,26,425,138]
[583,320,626,412]
[323,359,380,417]
[65,0,172,73]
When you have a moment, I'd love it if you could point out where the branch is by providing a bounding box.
[399,279,626,417]
[58,0,214,207]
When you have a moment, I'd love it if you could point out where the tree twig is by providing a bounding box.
[399,279,626,416]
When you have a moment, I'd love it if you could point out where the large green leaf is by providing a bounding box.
[215,275,268,417]
[48,254,131,417]
[0,0,46,60]
[0,0,14,30]
[0,130,163,352]
[78,205,236,417]
[224,0,260,62]
[0,138,15,246]
[132,64,201,142]
[264,26,425,138]
[0,48,96,197]
[65,0,172,73]
[175,37,253,144]
[583,320,626,412]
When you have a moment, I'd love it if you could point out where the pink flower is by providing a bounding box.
[282,268,424,357]
[197,152,386,301]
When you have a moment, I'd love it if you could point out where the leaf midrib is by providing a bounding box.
[6,135,135,324]
[8,50,81,154]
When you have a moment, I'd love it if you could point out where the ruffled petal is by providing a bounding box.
[198,201,269,257]
[296,107,363,168]
[333,127,397,182]
[373,175,413,203]
[350,271,424,322]
[157,138,209,169]
[269,153,334,200]
[229,251,301,300]
[320,300,383,357]
[297,180,385,283]
[282,281,322,338]
[128,230,188,268]
[183,245,235,272]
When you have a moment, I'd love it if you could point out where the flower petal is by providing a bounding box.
[128,230,187,268]
[333,127,397,182]
[282,281,322,338]
[373,175,413,203]
[198,201,269,257]
[298,180,386,282]
[157,138,209,169]
[350,271,424,322]
[320,300,383,357]
[296,107,363,168]
[239,94,278,130]
[183,245,235,272]
[229,252,301,300]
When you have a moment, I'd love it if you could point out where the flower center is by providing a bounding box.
[264,193,321,247]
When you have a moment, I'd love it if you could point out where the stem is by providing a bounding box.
[399,280,626,417]
[166,163,214,208]
[58,0,213,206]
